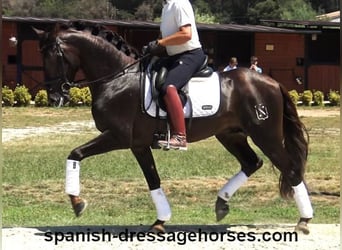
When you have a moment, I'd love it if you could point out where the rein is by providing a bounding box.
[53,37,149,91]
[70,56,147,89]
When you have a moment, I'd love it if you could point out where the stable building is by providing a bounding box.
[2,16,340,96]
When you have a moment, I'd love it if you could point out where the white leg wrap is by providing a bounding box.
[218,171,248,201]
[150,188,171,221]
[292,181,313,218]
[65,160,80,196]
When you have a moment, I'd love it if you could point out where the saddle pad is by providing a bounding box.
[144,72,220,118]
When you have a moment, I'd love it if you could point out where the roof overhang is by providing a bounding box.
[3,16,330,34]
[260,19,340,30]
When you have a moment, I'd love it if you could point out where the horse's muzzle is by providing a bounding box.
[62,82,72,93]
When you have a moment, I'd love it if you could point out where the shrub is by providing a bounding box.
[312,90,324,106]
[34,90,49,107]
[301,90,313,106]
[69,87,83,106]
[288,90,299,105]
[327,90,340,106]
[81,87,92,106]
[2,86,15,107]
[68,87,92,106]
[13,85,32,106]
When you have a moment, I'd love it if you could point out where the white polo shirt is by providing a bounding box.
[160,0,202,56]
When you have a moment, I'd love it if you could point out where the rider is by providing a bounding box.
[146,0,206,150]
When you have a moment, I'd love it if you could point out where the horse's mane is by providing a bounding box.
[59,21,141,59]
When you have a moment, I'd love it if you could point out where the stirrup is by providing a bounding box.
[158,122,187,150]
[158,135,187,151]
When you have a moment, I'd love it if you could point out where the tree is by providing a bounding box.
[247,0,281,24]
[3,0,118,19]
[66,0,117,19]
[33,0,66,18]
[193,0,231,23]
[280,0,317,20]
[195,12,218,24]
[135,3,154,21]
[3,0,336,23]
[310,0,340,13]
[3,0,37,16]
[191,0,218,24]
[229,0,257,24]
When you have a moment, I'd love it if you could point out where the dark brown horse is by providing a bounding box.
[34,23,313,234]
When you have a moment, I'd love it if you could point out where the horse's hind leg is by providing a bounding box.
[215,132,263,221]
[131,146,171,233]
[251,135,313,234]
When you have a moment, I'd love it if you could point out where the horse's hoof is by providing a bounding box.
[215,197,229,222]
[149,220,166,233]
[70,197,88,217]
[295,220,310,235]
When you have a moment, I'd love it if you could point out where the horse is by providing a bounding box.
[33,22,313,234]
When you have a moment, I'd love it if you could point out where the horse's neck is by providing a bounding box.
[71,34,135,81]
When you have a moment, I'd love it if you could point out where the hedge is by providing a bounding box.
[2,85,340,107]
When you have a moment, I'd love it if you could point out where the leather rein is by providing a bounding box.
[46,37,149,92]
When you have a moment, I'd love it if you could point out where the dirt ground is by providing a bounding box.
[297,108,340,117]
[2,108,340,143]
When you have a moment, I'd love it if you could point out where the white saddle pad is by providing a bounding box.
[144,72,220,118]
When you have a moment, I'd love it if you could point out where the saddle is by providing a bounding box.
[141,56,221,149]
[153,55,214,98]
[143,55,220,119]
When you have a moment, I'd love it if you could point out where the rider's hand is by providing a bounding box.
[147,40,160,54]
[142,40,166,57]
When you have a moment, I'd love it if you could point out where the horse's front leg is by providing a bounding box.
[66,130,125,217]
[131,146,171,233]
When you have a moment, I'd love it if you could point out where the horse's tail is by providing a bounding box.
[279,84,309,199]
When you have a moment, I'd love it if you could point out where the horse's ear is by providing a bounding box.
[54,23,62,33]
[32,26,45,39]
[54,23,68,33]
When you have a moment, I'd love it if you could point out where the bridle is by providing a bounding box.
[55,37,74,92]
[41,37,74,94]
[44,37,150,93]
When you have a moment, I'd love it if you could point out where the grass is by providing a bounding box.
[2,107,340,227]
[2,107,92,128]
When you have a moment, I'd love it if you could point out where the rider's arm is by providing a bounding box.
[158,25,192,46]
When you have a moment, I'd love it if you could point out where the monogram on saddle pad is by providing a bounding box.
[143,56,220,119]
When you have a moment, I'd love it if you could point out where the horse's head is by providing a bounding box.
[33,24,80,106]
[34,22,141,106]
